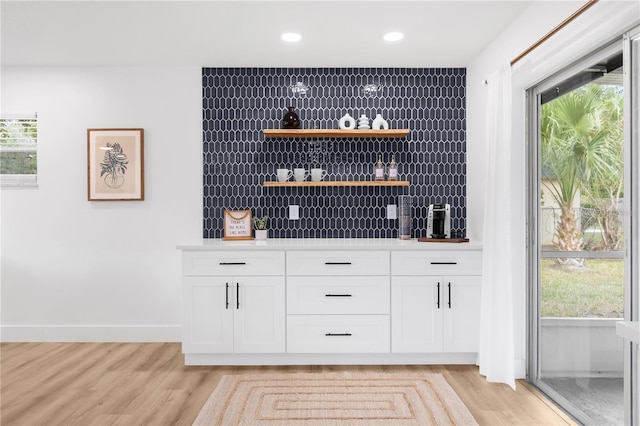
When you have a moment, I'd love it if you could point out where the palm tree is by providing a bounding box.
[541,84,621,268]
[582,86,624,251]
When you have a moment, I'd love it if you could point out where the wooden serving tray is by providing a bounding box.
[417,237,470,243]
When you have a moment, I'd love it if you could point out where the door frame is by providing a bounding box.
[623,25,639,426]
[526,37,634,424]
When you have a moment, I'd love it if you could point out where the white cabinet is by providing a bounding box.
[391,276,443,352]
[443,276,482,352]
[391,251,482,353]
[180,242,483,365]
[182,251,285,354]
[286,250,391,353]
[183,277,234,353]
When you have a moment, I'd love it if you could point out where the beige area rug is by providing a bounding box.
[193,372,478,425]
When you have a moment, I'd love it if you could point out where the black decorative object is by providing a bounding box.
[282,106,301,129]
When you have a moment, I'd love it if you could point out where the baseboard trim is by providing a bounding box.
[184,352,479,366]
[515,358,526,379]
[0,325,181,342]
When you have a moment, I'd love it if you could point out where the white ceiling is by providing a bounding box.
[1,1,537,67]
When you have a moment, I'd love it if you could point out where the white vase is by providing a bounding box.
[357,114,370,129]
[255,229,267,240]
[339,113,356,130]
[371,114,389,130]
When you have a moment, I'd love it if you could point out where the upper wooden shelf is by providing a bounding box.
[264,181,410,187]
[263,129,410,138]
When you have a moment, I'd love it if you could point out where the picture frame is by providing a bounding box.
[87,128,144,201]
[223,210,253,240]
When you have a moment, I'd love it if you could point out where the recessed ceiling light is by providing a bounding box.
[281,32,302,42]
[383,32,404,42]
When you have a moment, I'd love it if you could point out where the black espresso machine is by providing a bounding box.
[426,203,451,239]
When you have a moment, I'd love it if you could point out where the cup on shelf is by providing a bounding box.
[311,168,326,182]
[277,168,293,182]
[293,168,310,182]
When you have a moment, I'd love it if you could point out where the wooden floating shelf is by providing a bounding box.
[262,129,410,138]
[263,181,410,187]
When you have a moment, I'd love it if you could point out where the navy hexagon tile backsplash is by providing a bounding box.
[202,67,466,239]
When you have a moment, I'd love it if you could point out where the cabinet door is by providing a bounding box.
[183,277,233,353]
[391,276,443,352]
[233,276,285,353]
[442,276,481,352]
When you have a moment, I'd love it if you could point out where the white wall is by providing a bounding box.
[1,66,202,341]
[467,0,640,378]
[3,1,638,352]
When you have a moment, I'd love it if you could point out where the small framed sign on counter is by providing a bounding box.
[223,210,253,240]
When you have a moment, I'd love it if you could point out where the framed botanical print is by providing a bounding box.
[223,210,253,240]
[87,128,144,201]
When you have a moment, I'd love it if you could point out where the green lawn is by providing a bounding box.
[540,258,624,318]
[0,152,37,174]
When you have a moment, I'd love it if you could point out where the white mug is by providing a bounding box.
[277,168,293,182]
[294,168,310,182]
[311,168,326,182]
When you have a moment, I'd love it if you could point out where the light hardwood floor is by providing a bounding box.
[1,343,575,425]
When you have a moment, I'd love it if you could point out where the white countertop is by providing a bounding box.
[177,238,482,251]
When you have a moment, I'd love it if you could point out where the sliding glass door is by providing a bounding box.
[624,26,639,426]
[528,32,637,425]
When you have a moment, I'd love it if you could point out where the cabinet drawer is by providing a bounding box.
[391,251,482,275]
[287,276,390,315]
[287,251,389,276]
[183,251,285,276]
[287,315,390,353]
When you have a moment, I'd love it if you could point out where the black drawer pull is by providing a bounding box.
[325,262,352,265]
[448,282,452,308]
[430,261,457,265]
[236,283,240,309]
[437,282,440,309]
[225,283,229,309]
[325,294,352,297]
[219,262,246,265]
[325,333,352,337]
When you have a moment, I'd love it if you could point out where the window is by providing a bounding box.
[0,114,38,187]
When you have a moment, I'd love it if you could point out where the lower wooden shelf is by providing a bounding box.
[263,181,410,187]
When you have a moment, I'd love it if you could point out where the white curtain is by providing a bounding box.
[478,64,516,390]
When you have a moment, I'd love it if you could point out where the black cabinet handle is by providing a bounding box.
[225,283,229,309]
[236,283,240,309]
[325,333,352,337]
[325,294,352,297]
[448,282,452,308]
[430,261,457,265]
[219,262,246,265]
[437,282,440,309]
[325,262,352,265]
